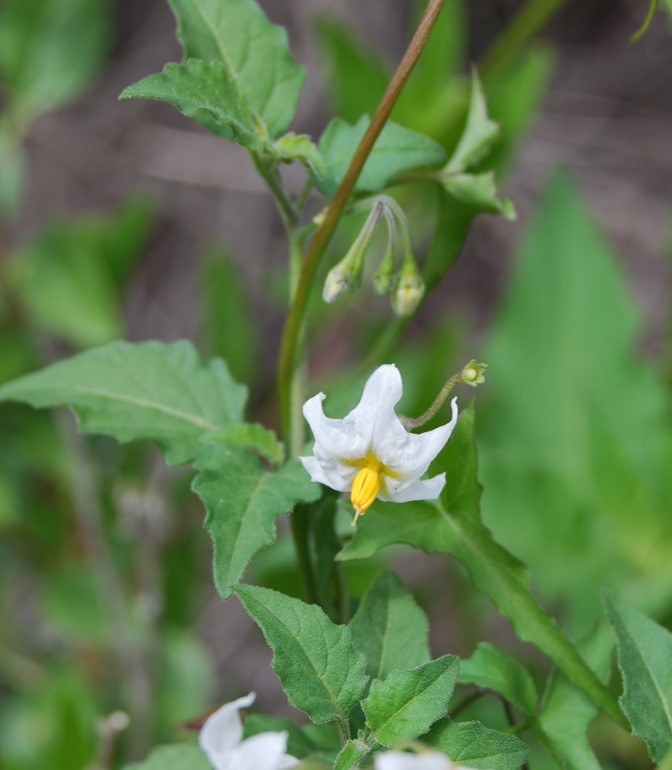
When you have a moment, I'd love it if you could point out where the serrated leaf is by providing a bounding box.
[338,406,624,728]
[168,0,305,136]
[0,340,246,465]
[442,172,515,220]
[317,116,447,197]
[446,70,499,173]
[0,0,110,115]
[193,454,319,598]
[363,655,459,746]
[234,585,369,724]
[350,570,430,681]
[121,60,269,152]
[605,593,672,761]
[124,743,210,770]
[200,423,284,467]
[459,642,537,716]
[423,720,529,770]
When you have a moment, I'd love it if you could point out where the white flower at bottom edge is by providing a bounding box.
[199,692,299,770]
[301,364,458,524]
[374,749,479,770]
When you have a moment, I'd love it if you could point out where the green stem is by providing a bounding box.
[277,0,450,437]
[479,0,571,79]
[252,152,299,232]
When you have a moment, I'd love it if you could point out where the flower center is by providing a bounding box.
[350,458,383,525]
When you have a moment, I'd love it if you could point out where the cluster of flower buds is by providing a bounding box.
[322,195,425,317]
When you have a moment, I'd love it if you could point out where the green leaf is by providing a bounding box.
[446,71,499,173]
[349,570,430,680]
[362,655,459,746]
[275,133,326,178]
[0,340,246,465]
[193,454,319,598]
[12,200,151,348]
[338,408,625,729]
[0,120,26,217]
[423,720,529,770]
[605,593,672,761]
[124,743,210,770]
[0,0,110,114]
[442,172,516,220]
[244,714,317,759]
[121,60,269,151]
[459,642,537,716]
[306,491,342,617]
[167,0,305,136]
[334,739,371,770]
[200,423,285,467]
[234,585,369,724]
[317,116,447,197]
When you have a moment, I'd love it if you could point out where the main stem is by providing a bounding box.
[278,0,448,443]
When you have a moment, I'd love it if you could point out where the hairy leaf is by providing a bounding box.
[194,454,319,597]
[234,585,369,723]
[0,340,246,465]
[349,570,430,681]
[423,720,529,770]
[362,655,459,745]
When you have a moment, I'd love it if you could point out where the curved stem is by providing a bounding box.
[277,0,449,440]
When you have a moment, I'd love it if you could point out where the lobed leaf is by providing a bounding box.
[423,720,529,770]
[317,116,447,197]
[349,570,431,681]
[193,453,319,598]
[605,593,672,761]
[167,0,305,136]
[362,655,459,746]
[234,585,369,724]
[0,340,246,466]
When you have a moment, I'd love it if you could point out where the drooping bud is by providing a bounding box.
[461,359,487,387]
[391,257,425,316]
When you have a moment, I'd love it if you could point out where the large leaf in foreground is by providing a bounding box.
[349,570,430,681]
[0,341,246,465]
[168,0,305,136]
[423,720,529,770]
[362,655,459,746]
[234,585,369,724]
[124,744,210,770]
[339,410,625,728]
[193,452,319,597]
[605,593,672,761]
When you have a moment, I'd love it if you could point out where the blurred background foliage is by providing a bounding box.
[0,0,671,768]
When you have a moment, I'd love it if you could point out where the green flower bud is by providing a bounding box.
[391,272,425,316]
[323,261,360,303]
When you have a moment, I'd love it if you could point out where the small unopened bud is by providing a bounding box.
[391,273,425,316]
[323,262,359,303]
[373,246,395,296]
[461,359,487,387]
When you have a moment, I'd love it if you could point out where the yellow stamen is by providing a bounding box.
[350,459,382,526]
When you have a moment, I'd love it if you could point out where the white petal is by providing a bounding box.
[381,398,459,477]
[374,750,452,770]
[346,365,407,451]
[303,392,368,461]
[224,732,299,770]
[199,692,256,766]
[382,473,446,503]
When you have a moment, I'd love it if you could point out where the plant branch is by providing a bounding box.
[278,0,449,440]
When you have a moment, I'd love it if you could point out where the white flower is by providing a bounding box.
[374,749,478,770]
[199,692,299,770]
[301,364,458,524]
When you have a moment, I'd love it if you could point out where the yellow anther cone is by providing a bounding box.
[350,465,381,525]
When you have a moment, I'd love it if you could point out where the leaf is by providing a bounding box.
[275,133,326,178]
[605,593,672,761]
[243,714,317,759]
[121,60,269,152]
[442,172,516,220]
[338,407,625,728]
[334,739,371,770]
[124,743,210,770]
[349,570,431,681]
[234,585,369,724]
[193,454,319,598]
[459,642,537,716]
[200,423,285,467]
[317,116,447,197]
[423,720,529,770]
[0,340,246,465]
[306,491,342,617]
[167,0,305,136]
[0,0,110,114]
[446,70,500,172]
[362,655,459,746]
